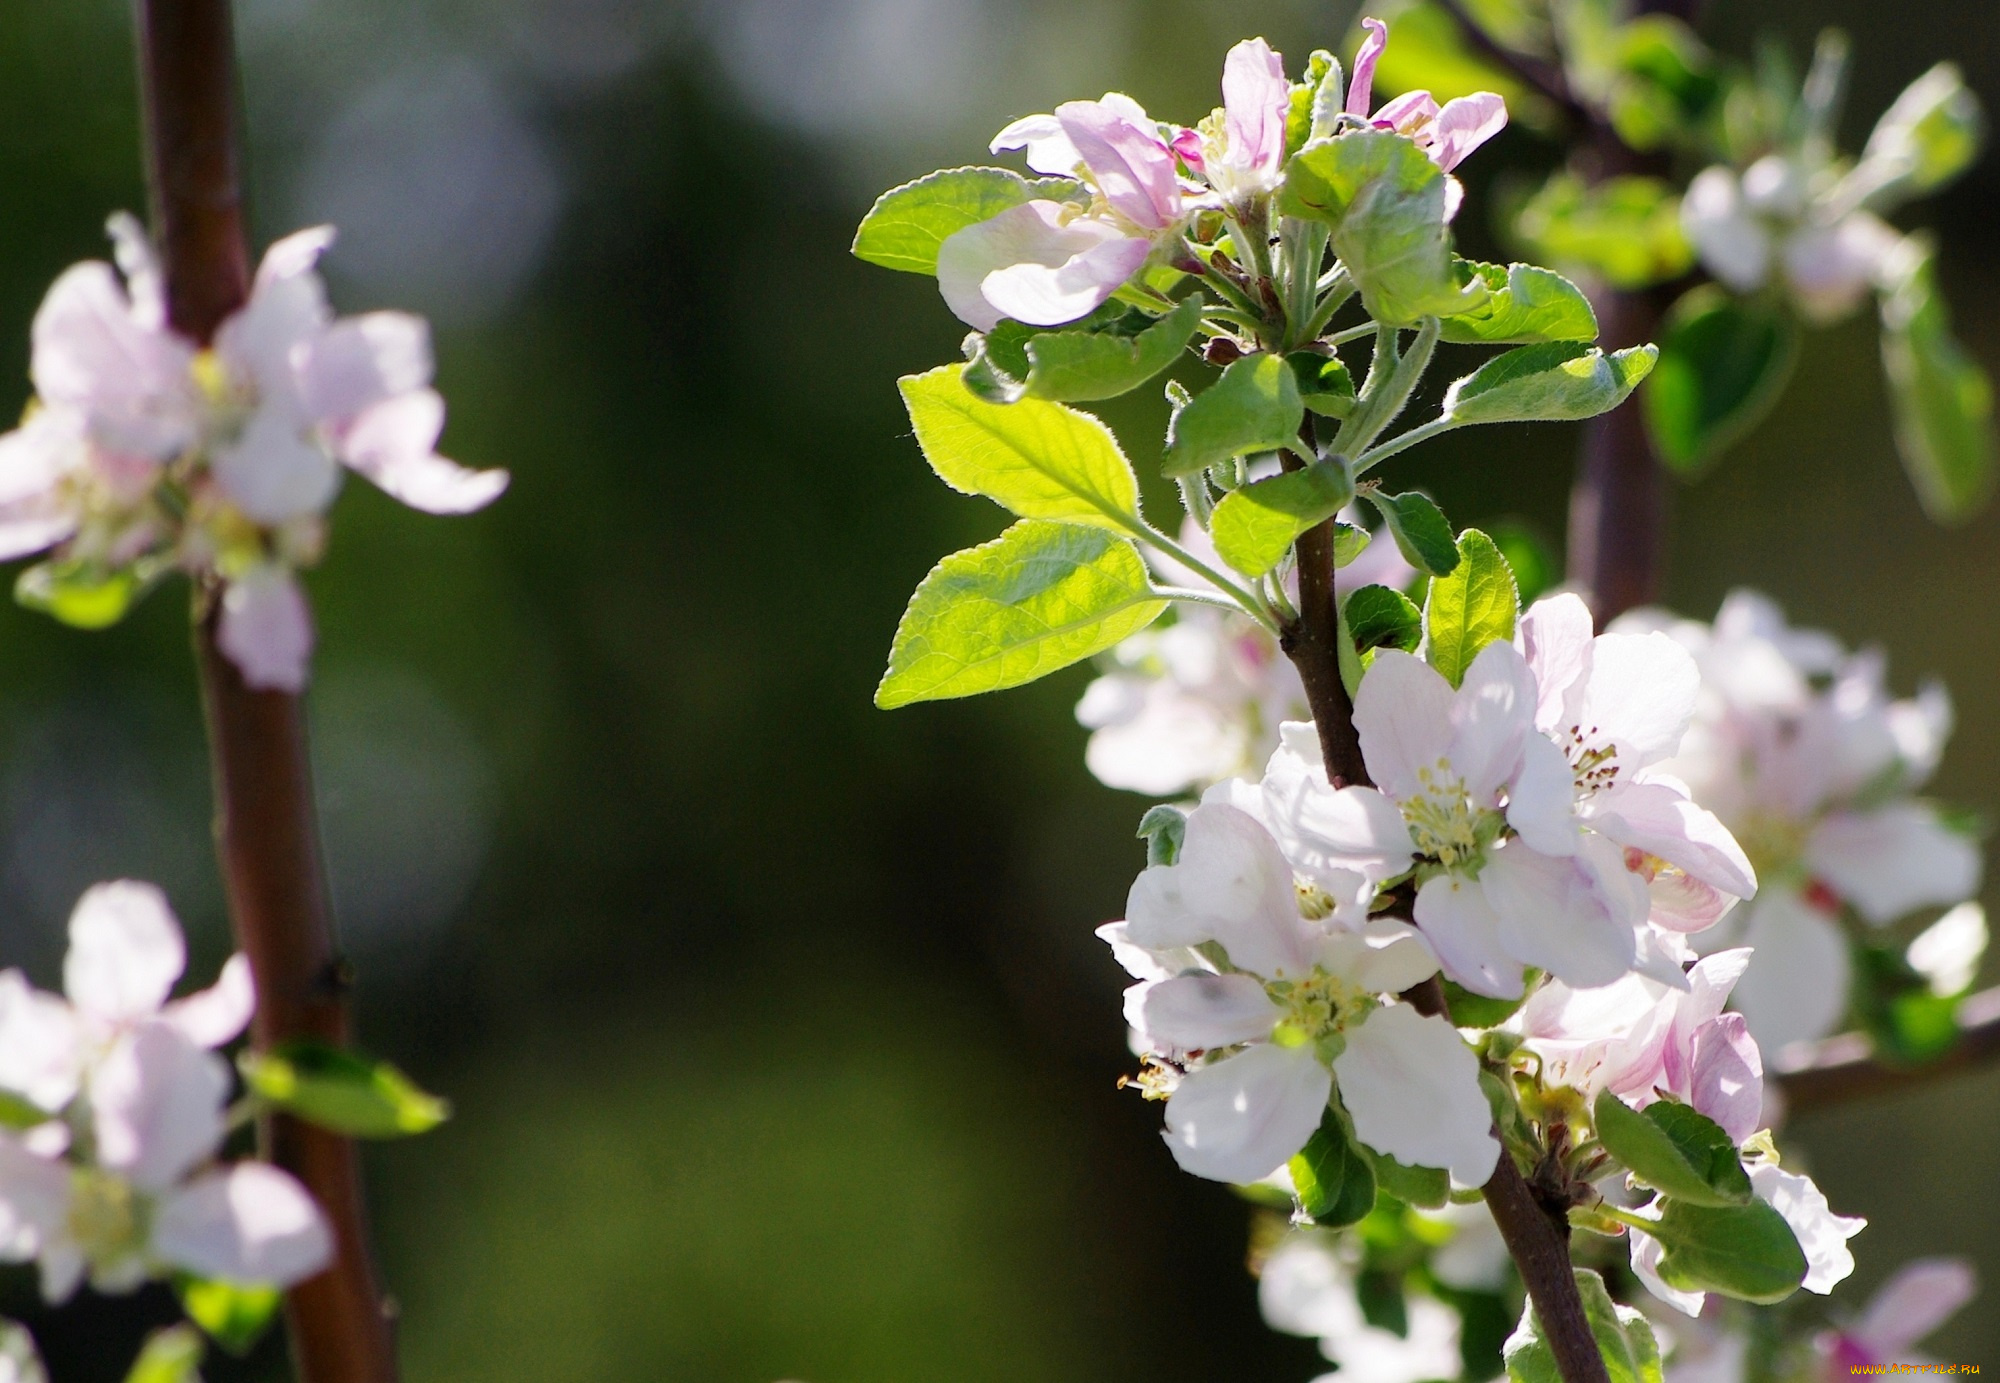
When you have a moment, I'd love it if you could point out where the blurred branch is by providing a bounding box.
[1567,287,1672,622]
[137,0,400,1378]
[1775,985,2000,1114]
[1431,0,1590,125]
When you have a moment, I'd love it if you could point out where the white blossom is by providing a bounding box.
[1629,1161,1863,1316]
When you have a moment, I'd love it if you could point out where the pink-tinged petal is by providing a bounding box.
[64,880,185,1023]
[340,391,508,515]
[1449,640,1538,802]
[1732,890,1851,1050]
[1334,1003,1499,1183]
[1346,17,1388,117]
[991,114,1082,176]
[1427,93,1508,172]
[256,226,337,288]
[30,263,196,461]
[1176,804,1314,978]
[1373,90,1441,131]
[1589,779,1756,897]
[1630,1224,1707,1316]
[210,404,342,524]
[1509,731,1580,857]
[0,415,82,561]
[91,1024,229,1192]
[1782,213,1901,324]
[1169,127,1206,175]
[1139,973,1280,1050]
[1220,37,1290,192]
[1853,1258,1978,1357]
[1414,873,1523,998]
[1481,841,1639,989]
[1354,649,1455,801]
[295,312,433,424]
[1056,98,1183,230]
[936,201,1147,330]
[1678,948,1753,1034]
[1687,1014,1762,1142]
[1162,1042,1331,1183]
[1518,593,1595,735]
[1262,742,1415,882]
[217,236,336,399]
[1806,803,1981,925]
[153,1163,333,1288]
[106,211,167,332]
[1647,869,1737,934]
[162,954,255,1050]
[217,566,315,694]
[0,972,82,1113]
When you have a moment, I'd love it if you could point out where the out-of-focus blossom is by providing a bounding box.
[1819,1257,1977,1371]
[0,881,330,1302]
[1108,800,1497,1185]
[1260,1231,1464,1383]
[0,215,507,690]
[1615,591,1981,1048]
[0,1323,42,1383]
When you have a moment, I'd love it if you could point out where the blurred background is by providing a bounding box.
[0,0,1994,1377]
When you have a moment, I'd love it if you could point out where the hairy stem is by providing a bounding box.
[137,0,400,1378]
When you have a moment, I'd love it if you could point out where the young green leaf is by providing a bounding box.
[1362,490,1459,578]
[1343,585,1423,655]
[852,167,1080,276]
[1209,458,1355,577]
[1363,1147,1449,1208]
[0,1089,49,1130]
[1280,130,1485,324]
[966,297,1206,405]
[1422,528,1518,688]
[1330,521,1372,568]
[1290,352,1357,418]
[1643,287,1797,476]
[876,521,1167,708]
[1644,1198,1809,1304]
[1591,1091,1751,1207]
[240,1042,450,1139]
[16,560,144,630]
[1504,1269,1663,1383]
[1512,173,1693,291]
[900,366,1147,530]
[1444,341,1657,425]
[1863,63,1984,199]
[124,1327,204,1383]
[1880,245,1998,523]
[179,1277,282,1355]
[1137,803,1188,867]
[1440,262,1600,345]
[1160,355,1306,478]
[1288,1108,1377,1228]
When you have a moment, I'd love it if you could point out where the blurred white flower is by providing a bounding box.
[1260,1232,1464,1383]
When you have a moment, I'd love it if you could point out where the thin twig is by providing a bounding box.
[1432,0,1591,126]
[137,0,400,1378]
[1775,986,2000,1114]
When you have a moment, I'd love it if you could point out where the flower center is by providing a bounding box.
[66,1167,141,1266]
[1267,968,1374,1049]
[1562,726,1620,797]
[1404,759,1500,868]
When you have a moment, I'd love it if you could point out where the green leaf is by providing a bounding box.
[1512,173,1693,291]
[1280,130,1485,325]
[1863,63,1984,199]
[1880,245,1997,523]
[124,1326,204,1383]
[1504,1269,1663,1383]
[1489,520,1556,603]
[1445,341,1657,425]
[1645,1197,1809,1304]
[1362,490,1459,578]
[16,560,143,630]
[876,521,1167,709]
[1440,262,1600,345]
[1364,1147,1449,1208]
[900,366,1147,530]
[965,297,1205,404]
[1160,355,1305,479]
[1356,1268,1408,1334]
[1209,459,1354,577]
[0,1089,50,1130]
[1592,1091,1751,1207]
[1343,585,1423,655]
[239,1041,450,1139]
[178,1278,281,1355]
[1643,287,1797,477]
[1422,528,1518,688]
[1288,1109,1377,1228]
[1442,978,1526,1028]
[1606,17,1722,153]
[1331,521,1373,568]
[1137,804,1188,867]
[852,166,1080,276]
[1374,2,1543,113]
[1290,352,1358,418]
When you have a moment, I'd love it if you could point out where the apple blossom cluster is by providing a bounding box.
[0,882,330,1303]
[1616,592,1985,1050]
[0,215,508,691]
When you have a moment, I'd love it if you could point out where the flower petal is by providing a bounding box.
[294,312,433,424]
[1346,17,1388,117]
[1582,632,1700,770]
[1732,889,1853,1050]
[162,954,256,1050]
[1448,641,1537,802]
[0,972,82,1113]
[90,1023,229,1192]
[936,201,1147,330]
[209,403,343,524]
[1630,1226,1706,1316]
[1481,841,1640,989]
[1139,973,1279,1050]
[991,114,1082,176]
[1507,731,1579,857]
[217,566,315,694]
[1334,1003,1499,1185]
[1218,37,1290,194]
[1682,167,1772,293]
[1687,1014,1763,1143]
[1428,92,1508,172]
[340,390,508,515]
[153,1162,333,1287]
[1161,1042,1331,1183]
[1751,1163,1863,1294]
[1853,1257,1978,1356]
[64,880,185,1022]
[1413,873,1523,998]
[1353,650,1455,802]
[1518,593,1595,735]
[1590,778,1756,897]
[1055,97,1182,230]
[1806,803,1981,925]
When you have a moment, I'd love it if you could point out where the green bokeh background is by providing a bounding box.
[0,0,1995,1377]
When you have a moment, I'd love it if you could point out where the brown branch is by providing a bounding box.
[1566,288,1670,623]
[137,1,400,1378]
[1775,986,2000,1115]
